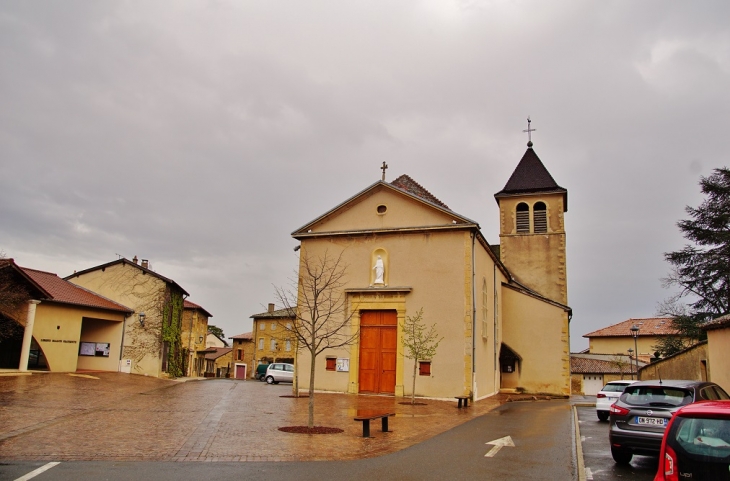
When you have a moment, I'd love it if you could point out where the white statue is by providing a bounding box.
[373,255,385,285]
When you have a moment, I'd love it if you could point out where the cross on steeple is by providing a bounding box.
[381,161,388,181]
[523,116,536,148]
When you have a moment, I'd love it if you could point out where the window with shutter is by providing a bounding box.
[516,202,530,233]
[534,202,547,233]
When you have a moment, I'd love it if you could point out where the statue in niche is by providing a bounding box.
[373,255,385,285]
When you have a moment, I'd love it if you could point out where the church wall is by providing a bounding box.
[501,287,570,396]
[308,187,460,233]
[295,229,475,399]
[498,193,567,305]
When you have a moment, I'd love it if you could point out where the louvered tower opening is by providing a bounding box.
[534,202,547,233]
[516,202,530,233]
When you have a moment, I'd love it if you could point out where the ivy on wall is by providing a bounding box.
[161,289,185,378]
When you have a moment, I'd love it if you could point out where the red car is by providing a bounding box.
[655,400,730,481]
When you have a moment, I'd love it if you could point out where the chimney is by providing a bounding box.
[132,256,138,264]
[141,259,149,269]
[268,303,275,313]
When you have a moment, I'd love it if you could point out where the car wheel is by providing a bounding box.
[611,446,632,465]
[259,375,266,382]
[597,411,609,422]
[266,376,275,384]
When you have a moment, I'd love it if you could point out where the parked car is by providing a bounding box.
[609,380,730,464]
[255,363,269,381]
[654,400,730,481]
[597,380,638,421]
[265,363,294,384]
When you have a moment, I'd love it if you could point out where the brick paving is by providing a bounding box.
[0,372,507,462]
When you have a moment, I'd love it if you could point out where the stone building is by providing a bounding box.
[229,331,255,379]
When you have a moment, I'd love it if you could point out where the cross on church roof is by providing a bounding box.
[523,116,536,148]
[381,161,388,181]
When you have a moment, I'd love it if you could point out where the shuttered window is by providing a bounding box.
[534,202,547,233]
[516,203,530,233]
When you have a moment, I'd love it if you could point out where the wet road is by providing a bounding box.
[3,399,577,481]
[578,406,658,481]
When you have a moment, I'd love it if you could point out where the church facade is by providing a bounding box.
[292,143,571,399]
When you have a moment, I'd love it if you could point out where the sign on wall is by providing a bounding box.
[336,358,349,372]
[79,342,110,357]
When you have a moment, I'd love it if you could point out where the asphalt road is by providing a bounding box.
[3,400,577,481]
[577,406,658,481]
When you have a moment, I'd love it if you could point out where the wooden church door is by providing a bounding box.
[359,310,397,394]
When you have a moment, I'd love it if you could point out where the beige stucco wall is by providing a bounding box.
[707,329,730,392]
[589,336,665,356]
[67,262,168,377]
[640,343,708,382]
[498,193,567,306]
[33,303,125,372]
[501,287,570,395]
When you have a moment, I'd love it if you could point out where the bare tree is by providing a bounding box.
[401,308,443,404]
[0,253,31,342]
[274,250,358,429]
[610,355,629,380]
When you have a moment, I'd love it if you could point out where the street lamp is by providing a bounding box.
[630,324,640,380]
[627,348,634,380]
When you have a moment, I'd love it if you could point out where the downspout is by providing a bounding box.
[471,231,477,399]
[119,313,128,371]
[494,263,498,394]
[187,308,194,377]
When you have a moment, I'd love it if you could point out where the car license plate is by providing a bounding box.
[636,416,666,426]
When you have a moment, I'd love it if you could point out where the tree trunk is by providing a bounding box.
[411,360,417,404]
[308,347,316,428]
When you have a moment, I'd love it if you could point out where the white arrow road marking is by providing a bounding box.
[585,467,594,480]
[14,462,60,481]
[484,435,515,457]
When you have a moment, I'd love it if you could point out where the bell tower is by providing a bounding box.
[494,136,568,305]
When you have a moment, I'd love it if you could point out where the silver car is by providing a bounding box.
[265,363,294,384]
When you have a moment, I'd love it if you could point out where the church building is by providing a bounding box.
[291,138,572,400]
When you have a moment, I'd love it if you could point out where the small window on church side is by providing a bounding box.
[419,361,431,376]
[533,202,547,233]
[326,357,336,371]
[516,203,530,233]
[377,204,387,214]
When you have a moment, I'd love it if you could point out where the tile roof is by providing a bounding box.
[390,174,450,209]
[204,347,232,360]
[66,258,189,296]
[250,307,296,319]
[184,299,212,318]
[703,314,730,331]
[583,317,678,338]
[230,332,253,340]
[571,356,637,374]
[20,267,133,313]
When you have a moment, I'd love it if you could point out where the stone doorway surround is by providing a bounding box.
[344,287,411,397]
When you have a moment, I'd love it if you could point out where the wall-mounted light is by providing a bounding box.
[138,312,146,327]
[198,336,204,344]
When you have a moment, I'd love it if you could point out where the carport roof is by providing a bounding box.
[21,267,133,313]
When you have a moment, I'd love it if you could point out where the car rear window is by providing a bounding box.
[620,386,693,407]
[670,416,730,460]
[602,383,630,393]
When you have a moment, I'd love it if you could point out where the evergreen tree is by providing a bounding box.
[658,167,730,356]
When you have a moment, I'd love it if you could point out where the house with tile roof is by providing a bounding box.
[65,257,189,378]
[229,331,255,379]
[570,353,646,395]
[182,299,212,377]
[583,317,681,359]
[0,259,133,372]
[289,139,572,399]
[251,303,296,370]
[202,347,232,377]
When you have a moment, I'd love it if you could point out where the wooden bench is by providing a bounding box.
[353,410,395,438]
[455,395,470,408]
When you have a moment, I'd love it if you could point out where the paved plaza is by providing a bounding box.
[0,372,508,462]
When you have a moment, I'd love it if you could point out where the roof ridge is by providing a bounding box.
[390,174,450,210]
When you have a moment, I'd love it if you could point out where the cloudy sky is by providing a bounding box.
[2,1,729,351]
